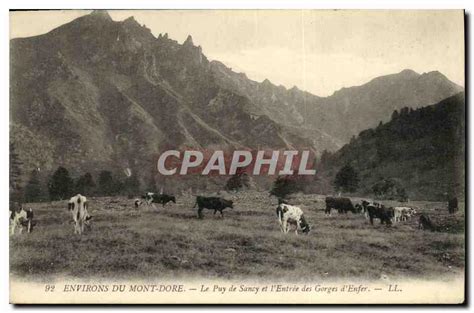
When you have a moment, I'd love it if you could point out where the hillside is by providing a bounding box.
[317,92,465,201]
[10,10,316,185]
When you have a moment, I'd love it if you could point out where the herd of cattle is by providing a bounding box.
[10,192,457,236]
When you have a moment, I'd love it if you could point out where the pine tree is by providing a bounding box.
[334,164,359,193]
[146,174,156,192]
[98,170,115,196]
[270,175,300,199]
[24,169,43,202]
[48,167,73,200]
[75,172,96,195]
[225,171,252,192]
[9,142,23,204]
[391,109,399,120]
[123,174,141,196]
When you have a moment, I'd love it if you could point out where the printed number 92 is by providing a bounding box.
[45,285,55,292]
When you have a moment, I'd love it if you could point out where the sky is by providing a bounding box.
[10,10,464,96]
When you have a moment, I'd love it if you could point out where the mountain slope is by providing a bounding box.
[317,92,465,200]
[10,10,315,182]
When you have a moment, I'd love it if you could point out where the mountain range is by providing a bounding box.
[10,10,463,186]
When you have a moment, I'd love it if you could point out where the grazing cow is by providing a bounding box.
[193,196,233,218]
[134,199,143,209]
[10,207,34,235]
[143,192,176,207]
[366,204,393,225]
[361,200,371,218]
[448,197,458,214]
[361,200,383,218]
[68,194,92,235]
[354,203,363,214]
[418,214,434,231]
[393,207,416,223]
[325,197,355,215]
[276,203,310,235]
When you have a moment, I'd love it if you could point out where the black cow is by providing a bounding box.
[418,214,434,231]
[325,197,355,214]
[360,200,382,216]
[448,197,458,214]
[193,196,233,219]
[143,192,176,207]
[366,204,393,225]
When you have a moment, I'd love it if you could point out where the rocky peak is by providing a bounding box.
[123,16,140,26]
[290,86,300,93]
[262,78,272,86]
[90,10,112,20]
[398,69,419,79]
[183,35,194,47]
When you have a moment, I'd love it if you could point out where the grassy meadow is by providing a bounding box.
[10,191,465,282]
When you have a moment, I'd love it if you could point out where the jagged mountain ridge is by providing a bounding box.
[10,10,317,180]
[211,62,463,143]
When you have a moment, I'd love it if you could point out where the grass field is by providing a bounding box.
[10,191,465,282]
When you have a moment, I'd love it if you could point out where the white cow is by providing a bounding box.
[276,203,310,235]
[10,207,34,235]
[393,207,417,223]
[68,194,92,234]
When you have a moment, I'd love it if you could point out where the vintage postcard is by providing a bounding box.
[9,9,465,304]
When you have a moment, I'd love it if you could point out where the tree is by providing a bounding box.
[98,170,115,196]
[9,142,23,204]
[146,174,156,192]
[75,172,96,195]
[225,171,251,191]
[48,166,73,200]
[24,170,43,202]
[391,109,399,120]
[334,164,359,193]
[372,178,407,201]
[123,174,140,196]
[270,175,301,199]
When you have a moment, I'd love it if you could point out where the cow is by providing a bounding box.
[366,204,393,225]
[325,197,355,215]
[418,214,434,231]
[193,196,233,219]
[360,200,382,218]
[448,197,458,214]
[134,199,143,209]
[393,207,417,223]
[276,203,310,235]
[10,207,34,235]
[68,194,92,235]
[277,197,289,205]
[142,192,176,207]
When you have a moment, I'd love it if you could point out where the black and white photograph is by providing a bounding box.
[8,9,465,304]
